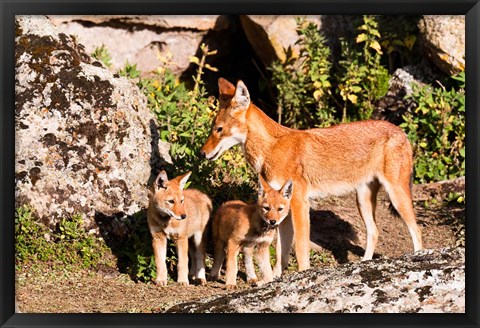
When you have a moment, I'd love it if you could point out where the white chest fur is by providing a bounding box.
[163,226,179,239]
[244,233,274,246]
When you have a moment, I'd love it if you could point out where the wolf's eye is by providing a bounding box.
[216,127,223,133]
[263,205,270,211]
[278,207,284,212]
[168,199,175,204]
[181,198,184,204]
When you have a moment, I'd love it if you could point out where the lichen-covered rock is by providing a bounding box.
[166,247,465,313]
[48,15,227,75]
[15,15,170,229]
[418,16,465,75]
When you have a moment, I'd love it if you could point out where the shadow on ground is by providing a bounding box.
[309,209,368,263]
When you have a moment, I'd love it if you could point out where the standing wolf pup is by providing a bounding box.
[147,170,211,286]
[210,177,293,288]
[200,78,423,276]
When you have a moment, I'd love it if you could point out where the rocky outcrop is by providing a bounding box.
[418,16,465,76]
[15,15,170,229]
[48,15,227,75]
[240,15,322,67]
[166,247,465,313]
[371,67,423,124]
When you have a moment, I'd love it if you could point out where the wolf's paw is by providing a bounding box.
[273,268,283,279]
[208,275,219,282]
[247,278,258,285]
[154,279,167,287]
[196,278,207,286]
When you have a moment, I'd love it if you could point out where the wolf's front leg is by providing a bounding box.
[290,189,311,271]
[209,239,225,281]
[192,231,207,285]
[176,237,189,286]
[256,242,273,285]
[243,245,258,284]
[273,215,293,277]
[225,241,240,289]
[152,235,168,286]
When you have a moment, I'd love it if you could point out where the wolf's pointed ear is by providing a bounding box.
[178,171,192,190]
[258,175,269,198]
[218,78,236,96]
[155,170,169,191]
[281,179,294,199]
[233,80,250,110]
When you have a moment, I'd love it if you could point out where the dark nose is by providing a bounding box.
[269,220,276,226]
[199,150,206,158]
[181,214,187,220]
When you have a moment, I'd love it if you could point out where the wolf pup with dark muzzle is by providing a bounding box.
[209,176,293,289]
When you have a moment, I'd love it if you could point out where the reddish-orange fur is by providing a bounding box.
[201,78,423,275]
[147,171,212,286]
[210,177,293,288]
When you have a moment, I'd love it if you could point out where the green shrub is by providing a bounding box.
[15,205,53,263]
[15,205,112,270]
[270,18,336,128]
[401,72,465,183]
[112,212,156,281]
[115,44,256,282]
[376,16,421,72]
[337,15,390,122]
[270,16,390,127]
[134,44,256,205]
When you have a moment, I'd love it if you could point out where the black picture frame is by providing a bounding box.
[1,0,478,327]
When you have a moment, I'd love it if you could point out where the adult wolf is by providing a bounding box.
[200,78,423,276]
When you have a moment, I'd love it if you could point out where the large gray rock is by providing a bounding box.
[15,15,170,229]
[418,15,465,76]
[48,15,227,75]
[166,247,465,313]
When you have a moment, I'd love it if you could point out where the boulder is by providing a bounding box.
[418,15,465,76]
[372,59,455,125]
[15,15,170,229]
[371,67,423,125]
[166,247,465,313]
[240,15,322,67]
[48,15,227,75]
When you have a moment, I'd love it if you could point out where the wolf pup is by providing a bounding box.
[147,170,211,286]
[209,177,293,288]
[200,78,423,276]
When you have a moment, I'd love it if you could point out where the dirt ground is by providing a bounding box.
[16,180,464,313]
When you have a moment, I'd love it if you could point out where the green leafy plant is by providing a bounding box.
[15,205,112,270]
[112,212,156,281]
[91,44,112,68]
[136,44,256,205]
[118,62,141,79]
[337,15,390,122]
[15,205,53,263]
[376,16,421,72]
[115,44,256,282]
[270,16,390,127]
[270,18,336,128]
[401,72,465,183]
